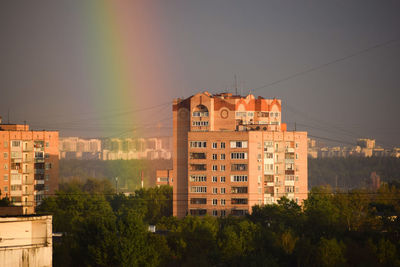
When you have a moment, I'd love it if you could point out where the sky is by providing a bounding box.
[0,0,399,147]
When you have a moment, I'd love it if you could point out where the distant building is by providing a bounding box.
[173,92,308,218]
[0,118,59,214]
[0,215,52,267]
[370,172,381,190]
[156,169,173,187]
[59,136,172,160]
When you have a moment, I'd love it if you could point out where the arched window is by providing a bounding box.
[192,105,209,117]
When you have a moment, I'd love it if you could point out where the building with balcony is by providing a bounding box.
[0,118,58,214]
[172,92,307,218]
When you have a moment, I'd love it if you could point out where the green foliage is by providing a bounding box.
[60,159,172,191]
[38,179,400,266]
[309,157,400,188]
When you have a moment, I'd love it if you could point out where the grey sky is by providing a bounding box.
[0,0,399,147]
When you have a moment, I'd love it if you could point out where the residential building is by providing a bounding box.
[0,118,59,214]
[172,92,307,218]
[0,215,52,266]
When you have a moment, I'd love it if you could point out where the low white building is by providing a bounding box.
[0,215,52,267]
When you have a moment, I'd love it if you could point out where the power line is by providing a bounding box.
[253,38,400,92]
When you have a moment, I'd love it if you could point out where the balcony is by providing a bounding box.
[190,152,206,160]
[190,164,207,171]
[285,148,295,153]
[285,170,295,175]
[231,198,248,205]
[34,158,45,163]
[190,209,207,216]
[231,187,248,194]
[231,164,248,171]
[23,191,33,196]
[190,198,207,204]
[34,169,45,175]
[34,174,45,180]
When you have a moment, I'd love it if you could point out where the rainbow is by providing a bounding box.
[77,1,170,137]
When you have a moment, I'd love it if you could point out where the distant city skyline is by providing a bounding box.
[1,0,399,147]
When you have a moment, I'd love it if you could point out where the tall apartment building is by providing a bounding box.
[0,119,58,214]
[173,92,307,218]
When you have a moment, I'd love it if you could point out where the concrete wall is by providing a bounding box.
[0,215,52,267]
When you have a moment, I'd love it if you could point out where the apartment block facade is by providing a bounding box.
[0,121,59,214]
[173,92,307,218]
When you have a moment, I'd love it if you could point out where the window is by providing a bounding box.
[45,174,50,181]
[192,121,209,126]
[212,165,218,171]
[4,164,8,170]
[190,175,207,182]
[45,163,52,170]
[258,187,262,194]
[45,153,50,159]
[258,176,261,183]
[190,152,206,159]
[221,142,225,149]
[220,154,225,160]
[231,175,248,182]
[231,164,248,171]
[11,185,22,191]
[231,198,248,205]
[220,165,225,171]
[4,174,8,181]
[231,152,248,159]
[295,176,299,181]
[221,210,226,216]
[212,199,217,205]
[213,188,218,194]
[296,153,298,159]
[296,187,299,193]
[285,186,294,193]
[46,142,50,148]
[220,188,225,194]
[45,185,49,192]
[221,199,226,206]
[220,176,226,183]
[212,210,218,216]
[3,152,8,159]
[4,186,8,193]
[212,176,217,182]
[231,187,248,194]
[190,141,207,148]
[212,142,217,149]
[12,141,21,147]
[190,198,207,204]
[212,154,217,160]
[190,164,206,171]
[4,141,8,148]
[258,165,262,171]
[190,186,207,193]
[230,141,248,148]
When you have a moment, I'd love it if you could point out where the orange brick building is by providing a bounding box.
[156,169,173,187]
[173,92,307,218]
[0,119,59,214]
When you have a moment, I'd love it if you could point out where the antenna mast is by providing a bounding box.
[234,74,238,95]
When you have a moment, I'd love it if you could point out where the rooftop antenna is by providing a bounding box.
[234,74,238,95]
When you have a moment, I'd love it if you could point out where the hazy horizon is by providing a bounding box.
[1,0,399,147]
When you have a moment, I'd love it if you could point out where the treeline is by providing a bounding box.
[59,159,172,190]
[309,157,400,189]
[38,179,400,266]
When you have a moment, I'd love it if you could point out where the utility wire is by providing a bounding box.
[253,38,400,92]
